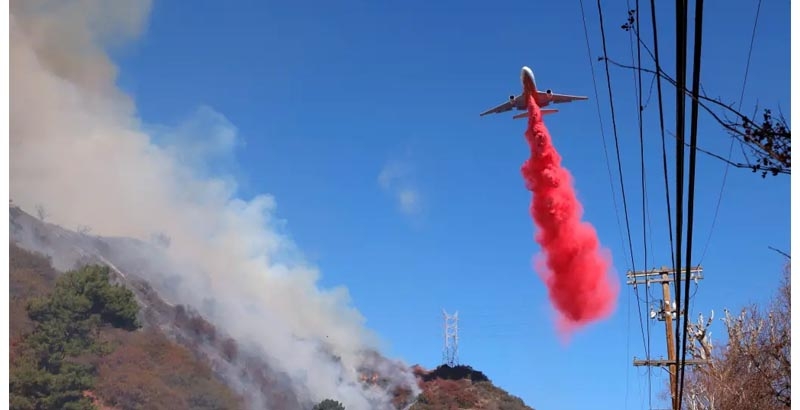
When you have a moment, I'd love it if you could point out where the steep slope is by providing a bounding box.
[9,242,59,350]
[9,206,533,410]
[9,243,243,409]
[410,365,535,410]
[10,209,537,410]
[9,206,418,409]
[10,206,307,408]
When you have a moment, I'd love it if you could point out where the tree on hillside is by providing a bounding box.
[10,264,142,410]
[678,263,790,409]
[313,399,346,410]
[28,264,140,332]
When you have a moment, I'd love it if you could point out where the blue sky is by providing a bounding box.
[112,1,790,408]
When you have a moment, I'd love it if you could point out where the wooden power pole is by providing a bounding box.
[627,266,706,410]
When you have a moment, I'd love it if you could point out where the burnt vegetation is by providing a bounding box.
[420,365,490,383]
[410,365,534,410]
[313,399,346,410]
[174,304,219,346]
[9,207,539,410]
[9,243,242,410]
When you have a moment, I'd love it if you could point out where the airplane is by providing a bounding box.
[479,66,589,119]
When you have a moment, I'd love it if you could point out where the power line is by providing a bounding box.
[596,0,637,295]
[626,0,654,406]
[576,6,650,394]
[596,0,647,371]
[768,245,791,259]
[577,0,631,270]
[642,69,657,109]
[621,0,662,273]
[644,13,680,404]
[678,0,705,407]
[648,0,675,275]
[672,0,688,407]
[579,11,652,405]
[626,287,632,408]
[698,0,762,264]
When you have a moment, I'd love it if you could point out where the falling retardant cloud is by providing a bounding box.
[378,160,422,217]
[519,95,619,343]
[9,0,417,408]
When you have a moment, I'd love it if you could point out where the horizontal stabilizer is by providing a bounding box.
[512,109,558,119]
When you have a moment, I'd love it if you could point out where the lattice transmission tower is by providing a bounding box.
[442,309,459,366]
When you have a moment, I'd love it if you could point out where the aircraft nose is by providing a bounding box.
[521,66,533,78]
[520,66,535,91]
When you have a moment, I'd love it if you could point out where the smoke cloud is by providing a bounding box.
[9,1,416,408]
[519,95,619,342]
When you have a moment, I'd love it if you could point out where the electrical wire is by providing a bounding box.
[627,0,653,406]
[647,0,675,275]
[580,0,641,364]
[626,282,632,409]
[578,0,631,271]
[596,0,648,371]
[642,70,657,110]
[672,0,689,407]
[624,3,659,273]
[596,0,637,300]
[698,0,762,265]
[678,0,705,407]
[593,8,659,407]
[579,10,649,407]
[644,6,680,404]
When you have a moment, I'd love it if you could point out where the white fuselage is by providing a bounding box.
[521,66,537,95]
[520,66,554,108]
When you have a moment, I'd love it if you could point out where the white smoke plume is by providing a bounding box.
[9,1,417,408]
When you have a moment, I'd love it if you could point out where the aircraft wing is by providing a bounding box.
[479,97,520,116]
[547,92,589,104]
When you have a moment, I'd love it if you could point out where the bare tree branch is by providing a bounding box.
[664,129,789,176]
[608,10,790,178]
[602,56,790,177]
[680,264,790,409]
[768,246,791,260]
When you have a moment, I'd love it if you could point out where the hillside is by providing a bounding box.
[9,207,536,409]
[9,243,243,409]
[9,205,418,409]
[10,206,311,408]
[410,365,535,410]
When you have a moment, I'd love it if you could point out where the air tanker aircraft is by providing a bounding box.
[480,66,588,119]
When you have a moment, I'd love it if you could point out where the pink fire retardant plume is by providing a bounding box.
[519,95,619,342]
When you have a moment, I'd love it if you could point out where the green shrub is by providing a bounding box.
[313,398,346,410]
[10,264,141,409]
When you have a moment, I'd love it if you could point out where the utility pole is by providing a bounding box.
[442,309,459,366]
[627,266,705,410]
